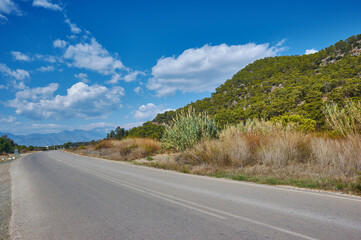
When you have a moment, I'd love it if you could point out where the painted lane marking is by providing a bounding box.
[59,151,361,203]
[54,156,320,240]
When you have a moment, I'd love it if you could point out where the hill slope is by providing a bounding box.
[154,34,361,127]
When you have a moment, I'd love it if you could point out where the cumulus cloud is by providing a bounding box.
[0,0,21,23]
[65,17,81,34]
[123,70,145,82]
[148,42,285,96]
[64,38,126,73]
[107,70,144,84]
[7,82,125,120]
[11,51,31,61]
[63,38,129,82]
[305,49,318,55]
[53,39,67,48]
[0,62,30,80]
[134,86,141,94]
[74,72,89,83]
[32,0,62,11]
[37,65,55,72]
[0,115,17,124]
[134,103,173,120]
[13,82,59,100]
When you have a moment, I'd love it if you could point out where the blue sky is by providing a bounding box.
[0,0,360,135]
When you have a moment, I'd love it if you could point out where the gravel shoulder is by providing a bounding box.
[0,162,11,240]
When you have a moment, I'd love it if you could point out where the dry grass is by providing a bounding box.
[72,138,161,161]
[176,121,361,193]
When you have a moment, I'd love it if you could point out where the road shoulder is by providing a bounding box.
[0,162,11,240]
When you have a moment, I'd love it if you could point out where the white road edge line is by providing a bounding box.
[53,157,320,240]
[59,151,361,203]
[84,169,226,220]
[86,168,320,240]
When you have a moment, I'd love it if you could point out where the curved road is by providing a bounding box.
[10,151,361,239]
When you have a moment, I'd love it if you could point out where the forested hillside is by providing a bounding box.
[154,34,361,128]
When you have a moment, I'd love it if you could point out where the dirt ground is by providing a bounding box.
[0,162,11,240]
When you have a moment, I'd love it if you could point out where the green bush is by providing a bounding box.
[271,114,317,132]
[161,109,219,151]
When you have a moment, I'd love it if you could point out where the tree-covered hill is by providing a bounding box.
[154,34,361,128]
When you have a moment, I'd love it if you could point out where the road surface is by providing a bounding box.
[10,151,361,240]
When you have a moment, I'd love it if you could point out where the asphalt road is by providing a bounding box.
[9,151,361,240]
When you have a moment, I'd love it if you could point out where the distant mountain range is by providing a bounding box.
[0,129,106,147]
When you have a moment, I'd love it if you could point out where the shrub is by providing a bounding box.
[94,140,113,150]
[271,114,317,132]
[83,138,161,161]
[162,109,219,151]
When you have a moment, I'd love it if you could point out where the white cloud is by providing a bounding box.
[35,54,58,63]
[148,42,284,96]
[0,14,7,24]
[7,82,125,120]
[63,38,128,81]
[134,103,173,120]
[31,123,67,129]
[74,72,89,83]
[0,62,30,80]
[305,49,318,55]
[121,122,143,129]
[32,0,62,11]
[37,65,55,72]
[0,115,17,124]
[53,39,67,48]
[107,70,144,84]
[65,17,81,34]
[123,70,145,82]
[134,86,141,94]
[0,0,21,23]
[11,51,31,61]
[14,82,59,100]
[78,122,117,131]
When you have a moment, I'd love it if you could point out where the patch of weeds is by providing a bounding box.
[181,165,190,173]
[335,181,347,191]
[119,144,138,155]
[230,175,248,181]
[260,177,283,185]
[146,156,154,161]
[351,170,361,193]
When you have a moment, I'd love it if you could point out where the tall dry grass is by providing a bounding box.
[177,119,361,181]
[324,100,361,136]
[73,138,161,161]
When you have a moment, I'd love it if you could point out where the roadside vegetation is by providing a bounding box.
[152,103,361,194]
[0,135,45,163]
[70,138,161,161]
